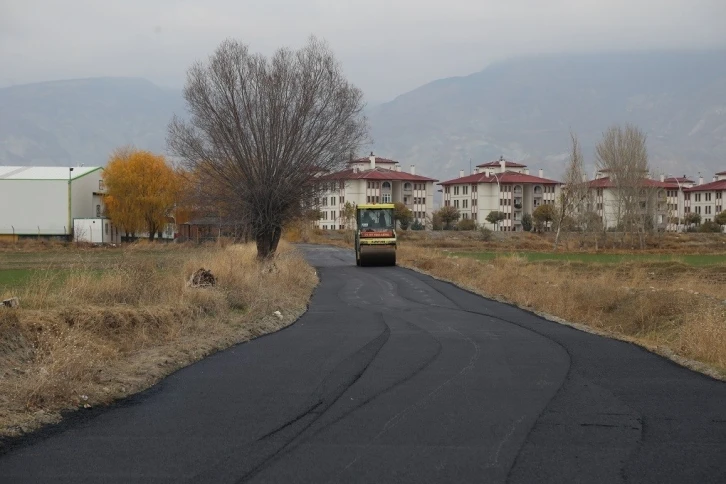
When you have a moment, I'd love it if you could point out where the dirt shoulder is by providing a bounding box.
[0,241,318,445]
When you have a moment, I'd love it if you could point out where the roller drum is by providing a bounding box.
[359,244,396,266]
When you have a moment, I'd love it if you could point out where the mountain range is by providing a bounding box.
[1,50,725,183]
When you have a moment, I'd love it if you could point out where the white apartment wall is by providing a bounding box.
[314,177,435,230]
[689,191,723,223]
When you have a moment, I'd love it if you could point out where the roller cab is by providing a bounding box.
[355,204,396,267]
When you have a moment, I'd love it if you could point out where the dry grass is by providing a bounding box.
[0,241,317,441]
[397,246,726,377]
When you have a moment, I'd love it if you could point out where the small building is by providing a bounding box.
[0,166,110,241]
[74,218,122,244]
[439,157,562,231]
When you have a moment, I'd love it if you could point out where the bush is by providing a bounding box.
[411,219,426,230]
[699,220,723,233]
[479,227,493,241]
[457,219,478,231]
[521,213,533,232]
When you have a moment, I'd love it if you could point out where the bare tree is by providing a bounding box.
[167,36,368,259]
[554,131,588,250]
[595,124,650,247]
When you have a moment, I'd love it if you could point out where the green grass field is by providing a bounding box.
[0,247,191,293]
[447,250,726,266]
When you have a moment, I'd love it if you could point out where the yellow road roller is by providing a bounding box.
[355,203,396,267]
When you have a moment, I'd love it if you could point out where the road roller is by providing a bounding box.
[355,203,397,267]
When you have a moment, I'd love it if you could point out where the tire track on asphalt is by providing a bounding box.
[387,267,646,482]
[189,314,392,483]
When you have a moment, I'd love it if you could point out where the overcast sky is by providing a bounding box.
[1,0,725,104]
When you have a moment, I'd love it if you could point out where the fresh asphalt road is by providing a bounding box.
[1,245,725,483]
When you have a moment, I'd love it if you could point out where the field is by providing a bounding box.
[292,228,726,379]
[447,250,726,266]
[0,240,318,442]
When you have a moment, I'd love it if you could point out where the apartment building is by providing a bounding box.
[313,154,438,230]
[439,157,562,231]
[683,171,726,228]
[585,170,670,230]
[661,175,695,232]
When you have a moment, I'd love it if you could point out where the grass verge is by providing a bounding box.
[0,241,318,443]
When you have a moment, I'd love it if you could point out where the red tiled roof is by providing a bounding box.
[664,176,694,184]
[319,167,437,182]
[586,177,671,189]
[439,171,560,186]
[684,180,726,192]
[347,156,398,164]
[476,159,527,168]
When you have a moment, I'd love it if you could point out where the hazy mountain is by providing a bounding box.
[2,51,726,184]
[0,77,185,167]
[366,50,726,182]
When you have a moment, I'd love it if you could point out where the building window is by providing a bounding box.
[331,197,336,205]
[445,200,450,206]
[96,204,101,217]
[463,186,468,195]
[445,186,450,194]
[382,193,391,203]
[454,200,460,208]
[472,199,477,206]
[404,182,412,191]
[454,186,459,195]
[105,223,109,235]
[472,184,477,193]
[99,180,105,190]
[706,193,712,202]
[463,199,468,208]
[706,206,712,215]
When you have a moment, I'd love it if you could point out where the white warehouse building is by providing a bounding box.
[0,166,120,243]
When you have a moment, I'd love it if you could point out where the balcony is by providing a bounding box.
[514,198,523,210]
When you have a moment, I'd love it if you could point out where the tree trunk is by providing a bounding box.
[554,225,562,250]
[255,226,282,260]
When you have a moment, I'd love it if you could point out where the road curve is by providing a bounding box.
[0,244,724,483]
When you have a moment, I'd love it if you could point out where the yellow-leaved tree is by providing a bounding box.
[103,147,182,240]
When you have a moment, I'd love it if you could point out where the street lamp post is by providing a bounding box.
[68,167,74,240]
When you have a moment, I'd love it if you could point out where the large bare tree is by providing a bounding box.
[595,123,650,246]
[167,36,368,259]
[553,131,588,250]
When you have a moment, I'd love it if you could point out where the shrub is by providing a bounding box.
[479,227,493,241]
[457,219,478,231]
[411,219,426,230]
[699,220,722,233]
[521,213,533,232]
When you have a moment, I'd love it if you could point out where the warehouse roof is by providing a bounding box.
[0,166,102,180]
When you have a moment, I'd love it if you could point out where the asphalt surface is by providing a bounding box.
[1,244,725,483]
